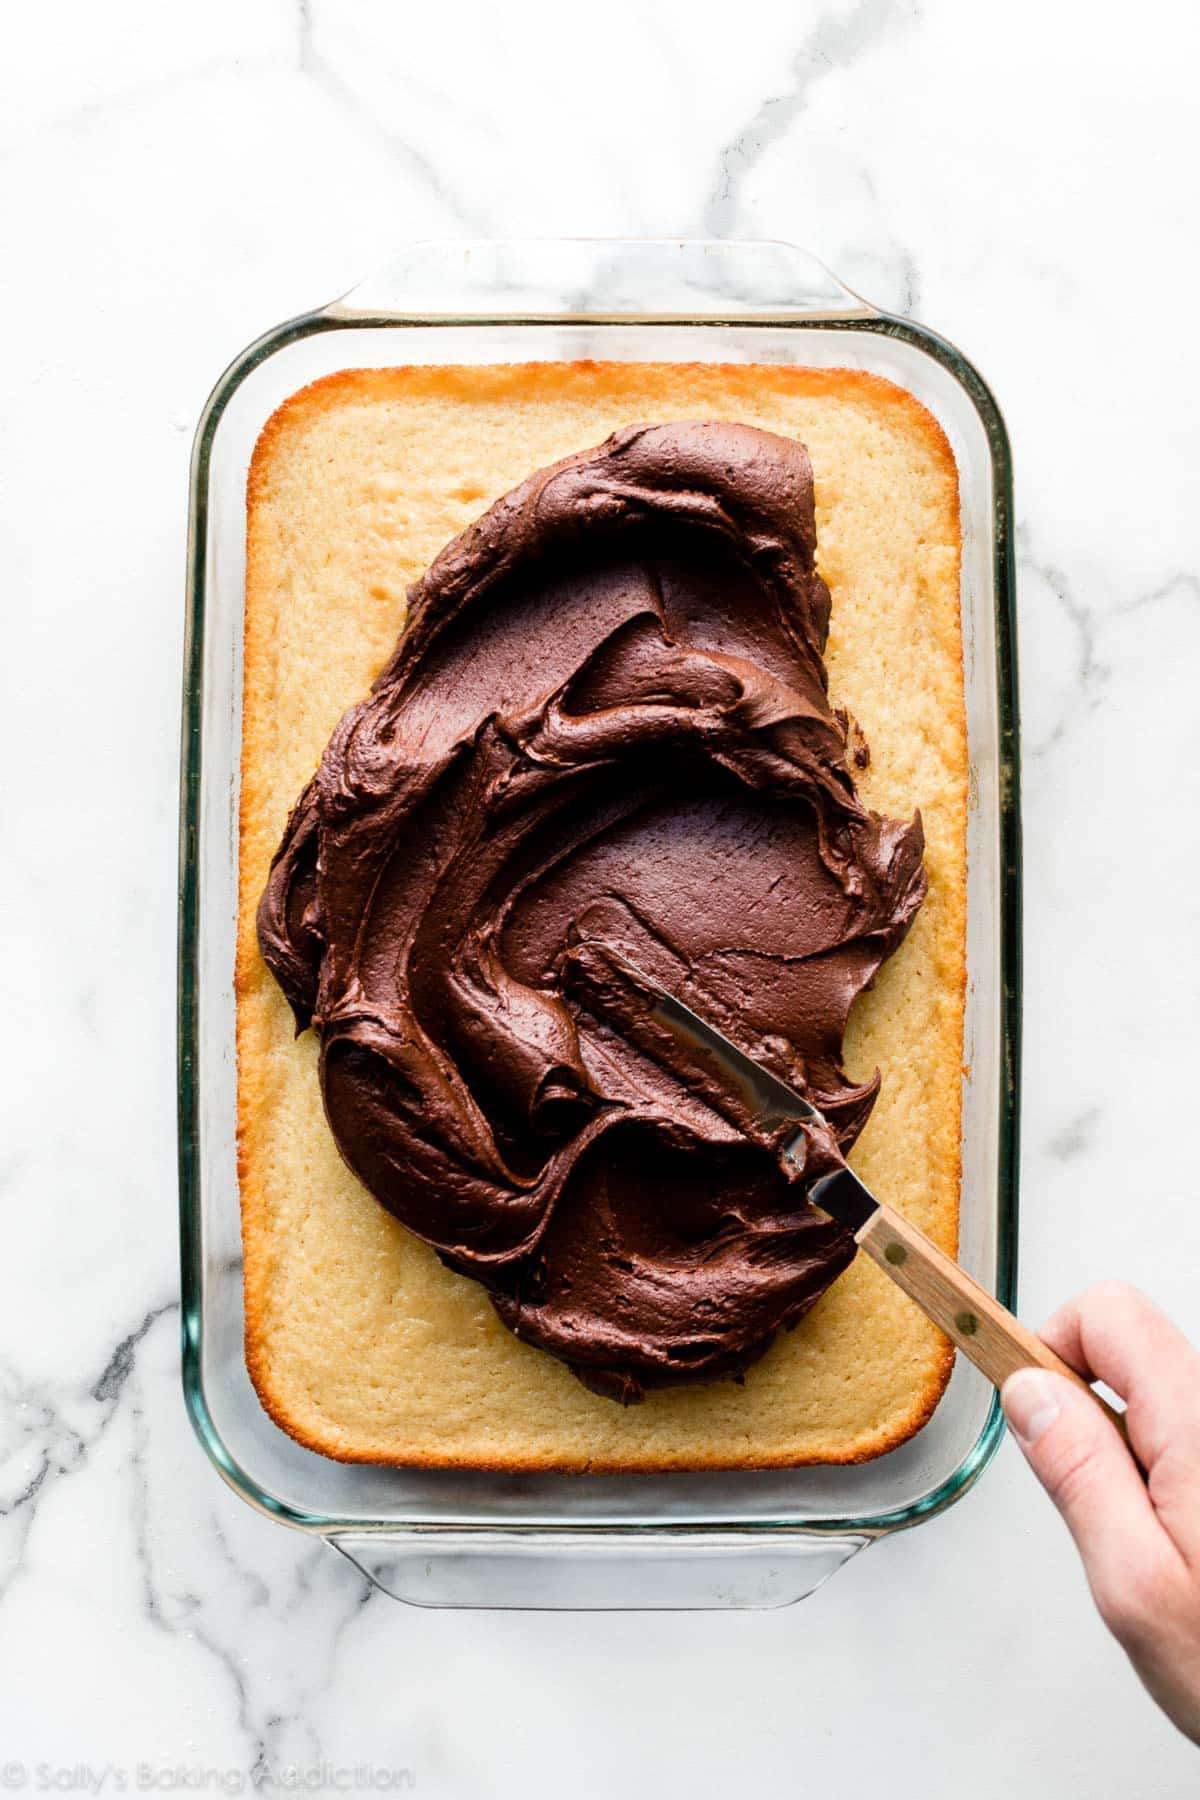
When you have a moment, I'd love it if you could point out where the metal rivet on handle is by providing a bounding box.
[955,1311,979,1336]
[884,1242,907,1265]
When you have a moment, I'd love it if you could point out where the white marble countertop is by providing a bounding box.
[4,0,1200,1792]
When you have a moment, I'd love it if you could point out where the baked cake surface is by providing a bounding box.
[238,361,965,1471]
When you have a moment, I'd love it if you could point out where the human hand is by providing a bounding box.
[1002,1282,1200,1743]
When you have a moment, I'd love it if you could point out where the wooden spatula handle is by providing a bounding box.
[857,1203,1132,1448]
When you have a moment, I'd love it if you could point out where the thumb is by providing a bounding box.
[1002,1367,1154,1579]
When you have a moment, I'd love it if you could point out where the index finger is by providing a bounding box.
[1040,1282,1200,1562]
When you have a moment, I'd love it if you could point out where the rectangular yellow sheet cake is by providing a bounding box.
[237,362,965,1471]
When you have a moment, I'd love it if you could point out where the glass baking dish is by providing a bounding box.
[178,238,1020,1609]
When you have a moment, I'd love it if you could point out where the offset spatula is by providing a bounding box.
[590,948,1130,1447]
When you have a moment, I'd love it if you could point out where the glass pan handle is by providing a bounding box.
[328,1528,868,1610]
[325,237,878,322]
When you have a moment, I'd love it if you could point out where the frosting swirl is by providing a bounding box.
[258,421,926,1401]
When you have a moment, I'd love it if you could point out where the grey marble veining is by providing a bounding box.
[2,0,1200,1793]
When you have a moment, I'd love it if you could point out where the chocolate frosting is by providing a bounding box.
[258,422,926,1402]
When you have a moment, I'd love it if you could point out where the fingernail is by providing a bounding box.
[1002,1369,1063,1445]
